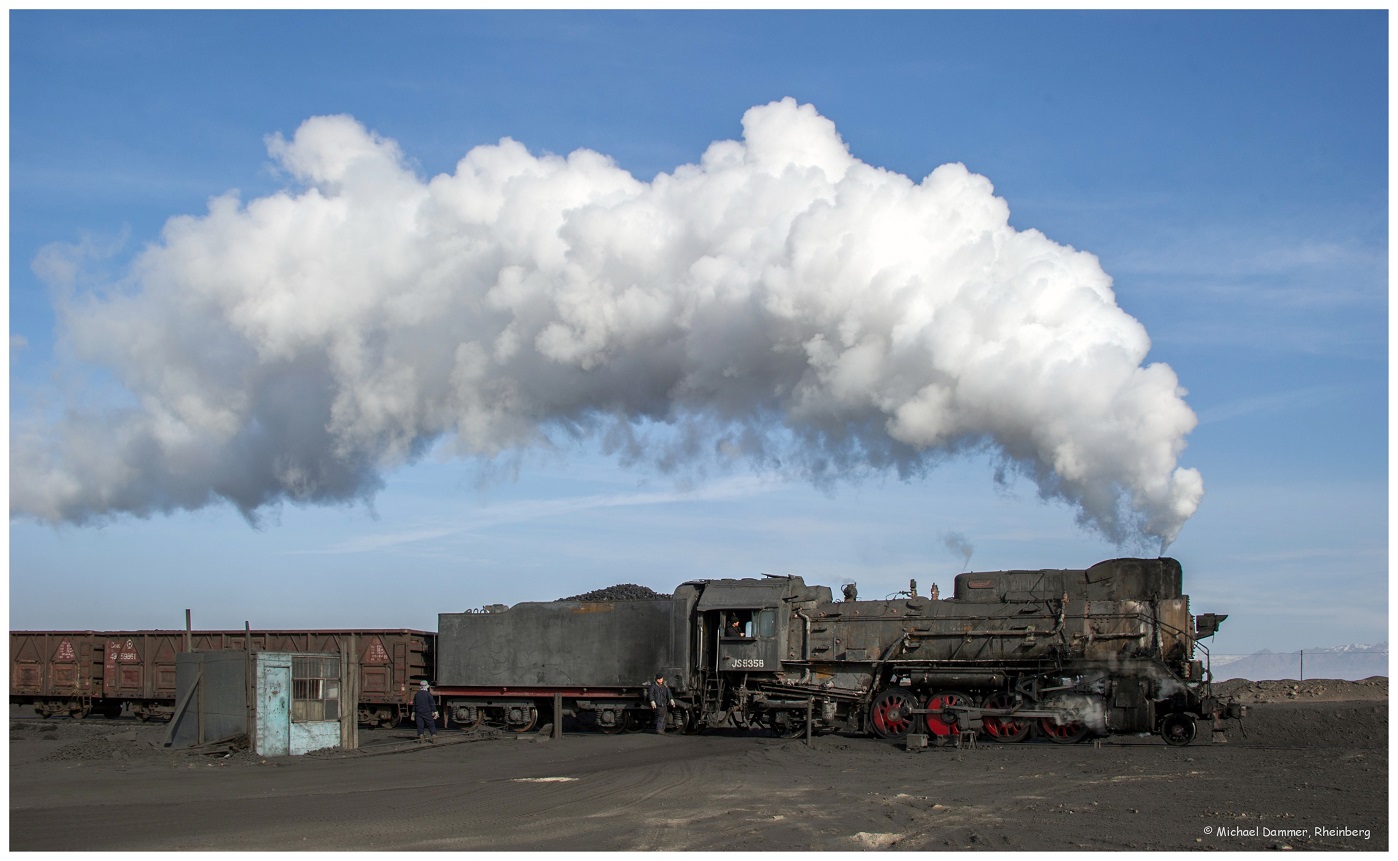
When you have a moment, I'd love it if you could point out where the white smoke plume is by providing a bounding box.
[13,98,1203,544]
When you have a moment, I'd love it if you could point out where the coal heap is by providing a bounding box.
[560,584,664,601]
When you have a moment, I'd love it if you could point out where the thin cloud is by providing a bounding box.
[316,474,780,554]
[1195,384,1352,425]
[1108,218,1386,357]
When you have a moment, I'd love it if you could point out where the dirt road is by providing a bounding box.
[9,690,1386,851]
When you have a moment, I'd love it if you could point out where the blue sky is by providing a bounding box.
[8,10,1388,657]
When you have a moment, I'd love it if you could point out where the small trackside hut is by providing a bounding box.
[164,649,356,756]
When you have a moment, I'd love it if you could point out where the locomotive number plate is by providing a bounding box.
[730,658,766,668]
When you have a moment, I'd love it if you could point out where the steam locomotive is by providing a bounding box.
[435,557,1240,745]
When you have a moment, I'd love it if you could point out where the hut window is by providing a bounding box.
[291,656,341,722]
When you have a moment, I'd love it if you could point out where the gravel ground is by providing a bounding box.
[9,679,1387,851]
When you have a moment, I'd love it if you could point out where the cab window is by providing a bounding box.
[722,611,750,638]
[721,609,777,639]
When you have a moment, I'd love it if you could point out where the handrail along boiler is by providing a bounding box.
[434,557,1239,744]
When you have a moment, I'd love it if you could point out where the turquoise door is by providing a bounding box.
[257,659,291,756]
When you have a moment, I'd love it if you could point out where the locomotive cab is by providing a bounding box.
[715,608,779,671]
[678,575,834,731]
[692,585,786,675]
[686,575,833,676]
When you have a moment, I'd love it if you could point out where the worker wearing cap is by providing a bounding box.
[413,680,438,743]
[645,672,676,734]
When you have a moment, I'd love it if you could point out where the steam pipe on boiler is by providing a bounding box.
[794,610,812,662]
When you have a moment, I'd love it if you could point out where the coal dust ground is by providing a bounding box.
[9,679,1387,852]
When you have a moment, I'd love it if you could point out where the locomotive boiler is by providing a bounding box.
[434,557,1238,745]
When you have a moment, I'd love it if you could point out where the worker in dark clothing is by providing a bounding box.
[646,672,676,734]
[413,680,438,743]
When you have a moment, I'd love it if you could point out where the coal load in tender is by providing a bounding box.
[559,584,664,601]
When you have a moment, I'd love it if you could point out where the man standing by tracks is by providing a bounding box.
[646,672,676,734]
[413,680,438,743]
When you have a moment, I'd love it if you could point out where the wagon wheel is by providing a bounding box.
[1159,713,1197,746]
[679,708,706,735]
[1038,716,1089,744]
[461,710,489,732]
[593,710,627,735]
[981,692,1031,743]
[361,707,392,728]
[455,713,483,732]
[621,709,648,733]
[100,702,123,720]
[923,691,970,738]
[869,687,921,739]
[68,703,90,720]
[451,708,483,732]
[505,705,539,733]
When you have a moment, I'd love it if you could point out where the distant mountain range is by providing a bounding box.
[1208,642,1388,682]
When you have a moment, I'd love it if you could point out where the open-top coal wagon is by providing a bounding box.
[10,629,433,725]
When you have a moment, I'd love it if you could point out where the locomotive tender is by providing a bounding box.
[436,557,1237,745]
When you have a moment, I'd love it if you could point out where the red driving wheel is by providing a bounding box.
[870,687,921,739]
[923,691,970,738]
[981,692,1032,743]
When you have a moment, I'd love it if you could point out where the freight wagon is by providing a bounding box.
[10,629,433,725]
